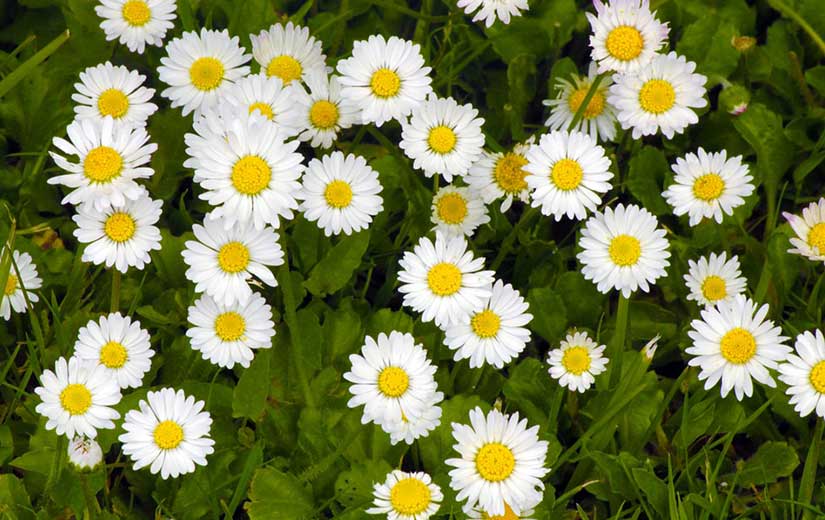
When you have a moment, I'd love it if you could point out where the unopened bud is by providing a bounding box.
[68,436,103,472]
[642,334,661,363]
[731,35,756,53]
[719,84,751,116]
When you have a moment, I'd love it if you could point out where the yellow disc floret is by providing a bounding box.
[232,155,272,196]
[97,89,130,118]
[568,87,606,119]
[324,180,353,209]
[475,442,516,482]
[701,275,727,302]
[550,158,584,191]
[214,311,246,342]
[809,361,825,394]
[377,366,409,397]
[60,384,92,416]
[104,212,137,243]
[266,55,303,84]
[562,346,591,375]
[248,102,274,120]
[638,79,676,114]
[471,309,501,339]
[84,146,123,183]
[609,234,642,266]
[720,327,756,364]
[309,100,340,130]
[189,57,225,91]
[370,68,401,98]
[605,25,645,62]
[427,263,462,296]
[436,193,468,225]
[692,174,725,201]
[99,341,128,369]
[807,223,825,253]
[122,0,151,26]
[427,125,457,154]
[217,241,250,273]
[494,152,529,194]
[154,420,184,450]
[389,478,431,515]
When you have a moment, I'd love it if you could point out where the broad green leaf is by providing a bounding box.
[526,287,568,343]
[0,474,35,520]
[304,230,371,296]
[245,468,315,519]
[626,146,670,216]
[735,441,800,486]
[232,348,272,419]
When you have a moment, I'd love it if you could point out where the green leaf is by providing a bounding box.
[733,104,795,193]
[626,146,670,217]
[506,53,536,140]
[736,441,800,486]
[245,468,315,520]
[503,358,556,424]
[304,230,371,297]
[0,474,34,520]
[232,348,272,419]
[526,288,568,343]
[323,305,363,363]
[0,29,70,98]
[334,460,393,511]
[676,18,740,83]
[365,308,414,336]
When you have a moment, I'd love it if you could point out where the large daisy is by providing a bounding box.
[430,185,490,238]
[587,0,669,73]
[95,0,177,54]
[72,61,158,127]
[778,330,825,418]
[367,470,443,520]
[221,73,302,137]
[250,22,327,85]
[456,0,529,27]
[292,71,360,149]
[683,252,747,308]
[381,391,444,446]
[784,198,825,263]
[1,251,42,321]
[543,63,617,142]
[465,138,533,213]
[547,331,609,392]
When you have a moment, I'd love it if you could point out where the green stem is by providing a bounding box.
[279,265,316,409]
[768,0,825,57]
[110,269,121,313]
[800,420,824,520]
[609,294,630,389]
[566,73,606,133]
[490,207,538,271]
[80,473,101,518]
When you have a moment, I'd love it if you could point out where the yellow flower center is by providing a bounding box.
[436,192,468,225]
[482,504,520,520]
[324,180,353,209]
[4,274,17,296]
[266,55,303,84]
[494,152,529,194]
[389,478,431,515]
[248,102,274,120]
[605,25,645,62]
[104,212,137,243]
[427,262,462,296]
[475,442,516,482]
[608,234,642,267]
[720,327,756,364]
[370,68,401,98]
[377,366,409,397]
[638,79,676,114]
[84,146,123,183]
[701,275,727,302]
[550,158,584,191]
[60,384,92,416]
[231,155,271,196]
[153,420,184,450]
[97,88,130,118]
[189,57,225,91]
[562,346,591,375]
[810,361,825,393]
[309,100,340,130]
[807,223,825,253]
[122,0,151,26]
[217,241,250,274]
[427,125,457,154]
[692,174,725,201]
[214,311,245,342]
[471,309,501,339]
[568,87,606,119]
[99,341,128,369]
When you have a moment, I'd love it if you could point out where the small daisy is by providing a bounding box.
[158,28,251,116]
[367,470,443,520]
[444,280,532,369]
[297,151,383,237]
[344,331,439,426]
[221,73,302,137]
[381,392,444,446]
[72,62,158,127]
[465,138,533,213]
[182,215,284,306]
[778,330,825,418]
[577,204,671,297]
[543,63,617,142]
[686,295,790,401]
[250,22,327,85]
[72,189,163,273]
[72,312,154,389]
[456,0,529,27]
[524,130,613,221]
[608,52,708,139]
[119,387,215,479]
[684,252,747,308]
[49,117,157,212]
[95,0,177,54]
[662,148,754,226]
[1,251,42,321]
[337,35,433,126]
[547,331,609,392]
[399,95,485,182]
[446,407,549,516]
[784,198,825,263]
[34,357,122,439]
[186,292,275,369]
[465,501,538,520]
[398,232,495,328]
[292,71,360,149]
[430,185,490,238]
[68,436,104,471]
[587,0,669,73]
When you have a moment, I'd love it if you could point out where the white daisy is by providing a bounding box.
[1,251,42,321]
[543,62,618,142]
[344,331,439,426]
[444,280,532,369]
[337,35,433,126]
[158,28,251,116]
[95,0,177,54]
[297,151,383,237]
[292,71,360,149]
[684,252,747,308]
[446,407,549,516]
[397,232,495,328]
[465,501,538,520]
[524,130,613,221]
[587,0,669,73]
[119,387,215,479]
[381,392,444,446]
[49,116,157,212]
[608,52,708,139]
[72,61,158,127]
[221,73,302,137]
[778,330,825,418]
[465,138,533,213]
[547,331,609,392]
[456,0,529,27]
[72,312,154,389]
[577,203,671,297]
[686,295,791,401]
[182,215,284,306]
[68,436,104,471]
[662,148,754,226]
[430,185,490,238]
[784,198,825,263]
[250,22,327,85]
[399,95,485,182]
[186,292,275,369]
[367,470,443,520]
[34,357,122,439]
[72,189,162,273]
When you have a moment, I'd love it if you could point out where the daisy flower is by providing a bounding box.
[119,387,215,479]
[72,312,154,389]
[72,62,158,127]
[524,130,613,221]
[465,138,533,213]
[182,215,284,306]
[577,203,671,297]
[430,185,490,238]
[1,251,42,321]
[662,148,754,226]
[292,71,360,149]
[587,0,669,73]
[608,52,708,139]
[221,73,302,137]
[784,198,825,263]
[49,116,157,212]
[381,392,444,446]
[367,470,443,520]
[465,501,538,520]
[68,436,104,471]
[344,331,439,426]
[250,22,326,85]
[543,63,617,142]
[397,232,495,328]
[34,357,122,439]
[446,407,549,517]
[297,151,383,237]
[337,35,433,126]
[778,330,825,418]
[444,280,532,369]
[456,0,529,27]
[684,252,747,308]
[399,95,485,182]
[186,292,275,369]
[157,28,251,116]
[547,331,609,392]
[72,189,162,273]
[95,0,177,54]
[686,295,790,401]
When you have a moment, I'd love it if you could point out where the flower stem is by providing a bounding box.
[110,269,121,313]
[800,420,824,520]
[609,293,630,389]
[279,264,317,409]
[80,473,102,518]
[490,207,538,271]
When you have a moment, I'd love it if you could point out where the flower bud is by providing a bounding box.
[719,85,751,116]
[68,436,103,472]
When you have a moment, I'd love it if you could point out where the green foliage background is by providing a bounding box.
[2,0,825,518]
